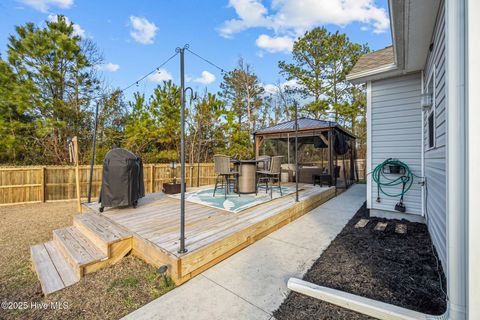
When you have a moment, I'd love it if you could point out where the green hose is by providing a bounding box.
[372,158,416,200]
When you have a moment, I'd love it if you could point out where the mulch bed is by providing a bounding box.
[274,203,447,320]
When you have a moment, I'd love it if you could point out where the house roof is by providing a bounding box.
[348,46,395,77]
[346,1,440,84]
[254,118,355,138]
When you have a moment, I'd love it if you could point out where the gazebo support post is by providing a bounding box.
[286,133,289,164]
[254,135,264,158]
[350,139,355,185]
[328,129,334,187]
[294,102,299,202]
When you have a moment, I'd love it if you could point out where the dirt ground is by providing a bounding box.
[0,201,174,320]
[274,203,447,320]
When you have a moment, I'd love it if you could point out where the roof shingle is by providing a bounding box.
[348,46,395,77]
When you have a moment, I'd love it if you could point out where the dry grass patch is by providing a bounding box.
[0,202,174,320]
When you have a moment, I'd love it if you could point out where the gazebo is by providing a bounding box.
[253,118,357,189]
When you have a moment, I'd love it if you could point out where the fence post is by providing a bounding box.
[150,164,155,193]
[41,166,46,202]
[73,137,82,213]
[189,165,194,187]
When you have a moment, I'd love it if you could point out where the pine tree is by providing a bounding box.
[5,15,102,163]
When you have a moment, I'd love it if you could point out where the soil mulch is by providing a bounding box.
[0,201,174,320]
[274,203,447,320]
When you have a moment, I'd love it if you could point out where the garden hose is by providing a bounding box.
[372,159,418,208]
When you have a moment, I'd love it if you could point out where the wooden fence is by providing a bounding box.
[0,164,217,206]
[0,160,365,206]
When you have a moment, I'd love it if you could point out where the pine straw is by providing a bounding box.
[0,202,174,320]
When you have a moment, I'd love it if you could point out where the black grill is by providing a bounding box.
[99,148,145,212]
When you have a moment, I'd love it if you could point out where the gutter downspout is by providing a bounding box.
[445,0,467,318]
[420,71,425,218]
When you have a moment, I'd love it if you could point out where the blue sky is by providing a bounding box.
[0,0,392,100]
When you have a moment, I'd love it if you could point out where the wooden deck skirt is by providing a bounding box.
[84,184,336,285]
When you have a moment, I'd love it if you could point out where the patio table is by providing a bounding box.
[231,159,263,194]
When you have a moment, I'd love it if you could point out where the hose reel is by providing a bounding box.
[372,158,418,213]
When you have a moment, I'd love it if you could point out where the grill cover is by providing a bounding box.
[99,148,145,208]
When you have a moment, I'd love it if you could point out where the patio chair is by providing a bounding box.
[256,156,283,199]
[256,155,271,171]
[213,155,239,199]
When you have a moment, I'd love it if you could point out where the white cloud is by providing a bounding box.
[147,69,172,83]
[129,16,158,45]
[219,0,389,38]
[95,62,120,72]
[219,0,271,38]
[263,83,279,94]
[19,0,73,12]
[256,34,294,53]
[263,79,300,94]
[193,71,216,85]
[47,14,85,38]
[71,23,85,38]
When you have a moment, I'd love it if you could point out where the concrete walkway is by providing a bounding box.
[124,184,366,320]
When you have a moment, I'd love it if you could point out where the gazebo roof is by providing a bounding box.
[254,117,355,138]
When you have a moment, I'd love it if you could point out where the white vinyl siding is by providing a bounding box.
[369,72,423,216]
[423,2,447,269]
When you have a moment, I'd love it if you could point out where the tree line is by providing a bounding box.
[0,16,368,165]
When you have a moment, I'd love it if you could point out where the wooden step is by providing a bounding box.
[31,241,80,295]
[73,213,131,256]
[53,226,107,278]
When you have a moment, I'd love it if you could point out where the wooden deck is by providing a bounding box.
[31,183,336,294]
[97,183,335,284]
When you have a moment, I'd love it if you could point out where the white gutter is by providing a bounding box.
[288,278,448,320]
[445,0,467,318]
[366,81,372,209]
[467,0,480,318]
[346,63,398,82]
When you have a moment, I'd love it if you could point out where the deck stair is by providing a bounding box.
[31,213,133,295]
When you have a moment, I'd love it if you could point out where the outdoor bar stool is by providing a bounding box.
[256,155,283,199]
[213,155,239,199]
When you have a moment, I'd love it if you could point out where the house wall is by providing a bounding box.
[423,1,447,270]
[367,72,423,217]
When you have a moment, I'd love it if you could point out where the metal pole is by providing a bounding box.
[294,101,299,202]
[196,114,202,187]
[287,133,290,164]
[88,101,99,203]
[178,46,187,253]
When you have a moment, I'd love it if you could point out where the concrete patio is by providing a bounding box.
[123,184,366,320]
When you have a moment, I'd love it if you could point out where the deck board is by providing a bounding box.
[95,184,336,283]
[103,184,332,258]
[31,243,66,294]
[43,241,79,287]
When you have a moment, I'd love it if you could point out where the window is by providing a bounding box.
[426,67,436,150]
[428,112,435,148]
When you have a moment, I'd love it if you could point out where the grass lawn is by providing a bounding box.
[0,201,174,320]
